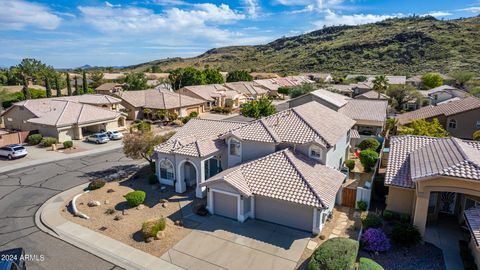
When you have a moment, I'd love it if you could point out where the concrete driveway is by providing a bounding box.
[161,215,311,270]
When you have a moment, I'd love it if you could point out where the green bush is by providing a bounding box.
[359,150,379,172]
[63,140,73,149]
[28,134,43,145]
[358,138,380,151]
[40,137,57,147]
[400,213,411,223]
[88,179,106,190]
[359,258,384,270]
[181,116,191,124]
[391,223,421,246]
[383,210,394,221]
[148,174,158,185]
[473,130,480,141]
[141,218,167,239]
[357,201,368,211]
[124,190,146,207]
[211,106,232,114]
[308,238,359,270]
[344,159,355,171]
[189,111,199,118]
[361,212,383,230]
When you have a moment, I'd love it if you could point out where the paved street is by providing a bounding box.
[0,149,143,270]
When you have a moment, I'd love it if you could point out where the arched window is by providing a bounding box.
[160,159,174,180]
[448,119,457,129]
[309,145,322,160]
[229,138,241,156]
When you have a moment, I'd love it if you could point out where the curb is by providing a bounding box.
[35,182,183,270]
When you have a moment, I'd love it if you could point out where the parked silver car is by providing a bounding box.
[86,133,110,144]
[106,131,124,140]
[0,144,28,160]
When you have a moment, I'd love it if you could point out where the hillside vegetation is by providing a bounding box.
[128,16,480,75]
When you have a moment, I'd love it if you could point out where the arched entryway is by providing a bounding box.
[179,160,198,188]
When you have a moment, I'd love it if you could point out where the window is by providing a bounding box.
[229,139,241,156]
[476,121,480,129]
[309,145,322,159]
[448,119,457,129]
[160,160,174,180]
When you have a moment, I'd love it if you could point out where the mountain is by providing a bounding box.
[128,16,480,76]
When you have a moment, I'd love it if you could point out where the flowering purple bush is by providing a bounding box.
[361,228,391,252]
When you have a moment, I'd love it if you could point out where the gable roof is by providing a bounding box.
[355,90,389,100]
[118,89,205,109]
[200,148,346,208]
[339,99,388,123]
[181,84,228,101]
[229,101,355,147]
[385,136,480,188]
[224,81,269,96]
[421,85,460,96]
[397,97,480,125]
[55,94,122,105]
[310,89,351,108]
[95,83,123,91]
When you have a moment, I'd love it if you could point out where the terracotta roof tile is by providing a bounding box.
[118,89,205,109]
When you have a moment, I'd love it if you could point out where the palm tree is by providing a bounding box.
[373,75,389,99]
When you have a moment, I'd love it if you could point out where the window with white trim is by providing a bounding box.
[448,119,457,129]
[159,159,174,180]
[309,145,322,159]
[229,139,241,156]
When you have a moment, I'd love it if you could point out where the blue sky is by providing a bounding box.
[0,0,479,68]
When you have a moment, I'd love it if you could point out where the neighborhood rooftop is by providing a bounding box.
[355,90,388,100]
[200,148,346,208]
[117,89,206,109]
[465,206,480,247]
[310,89,351,108]
[339,99,388,123]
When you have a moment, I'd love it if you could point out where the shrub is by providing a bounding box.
[88,179,106,190]
[28,134,43,145]
[189,111,199,118]
[382,210,394,221]
[148,174,158,185]
[181,116,191,124]
[361,228,391,252]
[141,218,166,239]
[211,106,232,114]
[172,119,184,126]
[196,205,209,216]
[359,258,384,270]
[308,238,359,270]
[40,137,57,147]
[357,201,368,211]
[361,212,383,230]
[473,130,480,141]
[124,190,146,207]
[359,150,379,172]
[391,223,421,246]
[344,159,355,171]
[400,213,410,223]
[63,140,73,149]
[358,138,380,151]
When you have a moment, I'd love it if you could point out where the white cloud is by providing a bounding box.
[0,0,61,30]
[105,2,121,8]
[314,9,399,27]
[150,0,190,6]
[243,0,260,18]
[422,11,452,17]
[460,7,480,13]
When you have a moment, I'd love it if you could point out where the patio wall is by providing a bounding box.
[0,130,31,147]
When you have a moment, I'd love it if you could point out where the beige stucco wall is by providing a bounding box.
[386,186,416,215]
[3,106,38,131]
[58,128,75,142]
[446,109,480,139]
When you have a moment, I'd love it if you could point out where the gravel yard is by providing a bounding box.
[61,174,196,257]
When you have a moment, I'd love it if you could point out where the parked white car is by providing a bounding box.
[106,131,123,140]
[0,144,28,160]
[86,133,110,144]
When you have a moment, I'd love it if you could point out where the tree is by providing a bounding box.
[55,75,61,97]
[204,68,224,84]
[22,76,31,100]
[82,70,88,94]
[168,68,184,90]
[372,75,389,99]
[123,131,175,168]
[385,117,399,135]
[44,77,51,98]
[470,87,480,97]
[359,150,379,172]
[277,86,291,99]
[290,83,315,98]
[449,70,474,88]
[74,76,80,95]
[18,58,54,85]
[90,70,104,88]
[399,118,448,137]
[421,73,443,89]
[180,67,207,87]
[240,96,276,119]
[66,73,72,96]
[151,64,162,73]
[226,70,253,82]
[124,72,148,90]
[386,84,423,111]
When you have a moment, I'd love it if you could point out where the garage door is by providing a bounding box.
[255,196,313,231]
[213,191,238,220]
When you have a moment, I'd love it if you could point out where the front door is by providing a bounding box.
[439,192,457,214]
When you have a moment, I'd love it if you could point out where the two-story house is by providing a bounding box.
[154,101,355,234]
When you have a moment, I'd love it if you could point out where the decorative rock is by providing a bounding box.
[122,210,128,215]
[145,237,154,243]
[136,204,145,210]
[174,220,183,226]
[160,199,168,203]
[107,189,115,193]
[104,200,109,205]
[114,215,123,221]
[155,231,165,240]
[162,203,167,208]
[319,235,326,240]
[87,200,101,207]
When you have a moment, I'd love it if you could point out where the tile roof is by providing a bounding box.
[181,84,228,101]
[350,129,360,139]
[155,118,247,157]
[95,83,123,91]
[55,94,122,105]
[355,90,389,100]
[345,75,406,85]
[10,99,122,127]
[339,99,388,123]
[118,89,205,109]
[200,148,346,208]
[421,85,460,96]
[310,89,351,108]
[464,206,480,247]
[397,97,480,125]
[224,81,269,96]
[385,136,480,188]
[229,101,355,147]
[253,76,314,91]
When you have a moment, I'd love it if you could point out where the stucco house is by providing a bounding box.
[95,83,124,95]
[397,96,480,139]
[224,81,269,100]
[179,84,247,110]
[419,85,469,106]
[2,97,125,142]
[154,101,355,233]
[253,76,314,95]
[384,135,480,267]
[345,75,406,85]
[117,89,206,120]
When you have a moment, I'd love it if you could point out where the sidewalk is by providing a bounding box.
[35,183,183,270]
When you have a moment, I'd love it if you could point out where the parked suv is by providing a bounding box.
[0,144,28,160]
[106,131,123,140]
[86,133,110,144]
